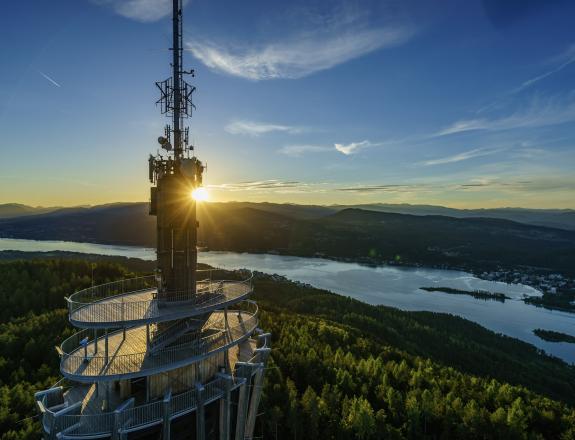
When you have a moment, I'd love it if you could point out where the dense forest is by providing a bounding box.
[0,256,574,439]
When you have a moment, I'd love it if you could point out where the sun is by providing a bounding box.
[191,186,209,202]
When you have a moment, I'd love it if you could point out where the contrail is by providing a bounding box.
[39,71,61,88]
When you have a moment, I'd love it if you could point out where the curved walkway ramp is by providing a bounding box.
[68,274,253,328]
[60,305,258,382]
[37,335,271,439]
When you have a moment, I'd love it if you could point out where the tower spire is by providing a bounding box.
[172,0,183,159]
[149,0,202,301]
[155,0,195,161]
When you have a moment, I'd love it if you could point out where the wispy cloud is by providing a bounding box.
[277,140,384,157]
[91,0,188,22]
[476,43,575,115]
[336,184,424,193]
[187,5,413,81]
[334,177,575,195]
[205,175,575,202]
[208,179,318,194]
[226,120,303,137]
[334,140,382,155]
[420,147,504,166]
[95,1,412,79]
[438,97,575,136]
[512,43,575,94]
[209,180,303,191]
[279,145,331,157]
[39,71,61,88]
[188,28,409,80]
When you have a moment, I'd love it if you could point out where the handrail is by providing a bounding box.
[39,374,250,437]
[68,269,213,304]
[67,273,254,326]
[60,303,259,380]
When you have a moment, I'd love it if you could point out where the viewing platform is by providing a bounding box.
[60,302,258,382]
[37,335,271,439]
[67,272,253,328]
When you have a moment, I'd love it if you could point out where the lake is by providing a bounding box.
[1,238,573,363]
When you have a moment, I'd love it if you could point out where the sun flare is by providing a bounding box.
[191,186,209,202]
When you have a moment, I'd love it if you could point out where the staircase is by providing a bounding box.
[149,316,207,354]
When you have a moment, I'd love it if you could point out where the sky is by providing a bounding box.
[1,0,575,209]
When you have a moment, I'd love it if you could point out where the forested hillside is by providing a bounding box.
[2,203,575,275]
[0,257,574,439]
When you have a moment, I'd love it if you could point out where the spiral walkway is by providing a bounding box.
[67,274,253,328]
[60,305,258,381]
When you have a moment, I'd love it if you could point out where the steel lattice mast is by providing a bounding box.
[172,0,183,159]
[151,0,202,303]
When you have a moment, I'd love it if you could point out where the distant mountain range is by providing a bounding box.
[204,202,575,231]
[1,201,574,275]
[0,203,62,219]
[0,203,154,246]
[2,201,574,230]
[334,203,575,231]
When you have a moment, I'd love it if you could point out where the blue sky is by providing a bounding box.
[1,0,575,208]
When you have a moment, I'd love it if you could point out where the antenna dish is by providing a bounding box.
[157,136,173,151]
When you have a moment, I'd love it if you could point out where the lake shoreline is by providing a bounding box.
[0,235,553,293]
[1,238,574,364]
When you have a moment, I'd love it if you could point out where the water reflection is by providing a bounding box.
[0,239,573,363]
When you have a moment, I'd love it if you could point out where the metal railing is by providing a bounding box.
[60,302,259,379]
[67,272,253,325]
[69,275,157,306]
[39,372,251,437]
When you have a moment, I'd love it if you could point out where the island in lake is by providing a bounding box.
[533,329,575,344]
[524,290,575,313]
[420,286,509,302]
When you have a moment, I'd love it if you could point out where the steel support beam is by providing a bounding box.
[163,389,172,440]
[104,328,109,364]
[196,383,206,440]
[218,373,233,440]
[234,363,254,440]
[244,348,271,438]
[112,398,134,440]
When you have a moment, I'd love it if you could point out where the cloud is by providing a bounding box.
[420,147,504,166]
[92,0,188,22]
[208,180,305,191]
[277,140,383,156]
[279,145,331,157]
[336,184,423,193]
[187,18,412,80]
[437,97,575,136]
[39,71,61,88]
[95,1,413,79]
[512,43,575,94]
[206,175,575,201]
[333,177,575,195]
[226,120,303,137]
[334,140,382,155]
[476,44,575,115]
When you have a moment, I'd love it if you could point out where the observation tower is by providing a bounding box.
[34,1,270,438]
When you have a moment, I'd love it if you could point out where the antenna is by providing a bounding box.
[155,0,196,162]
